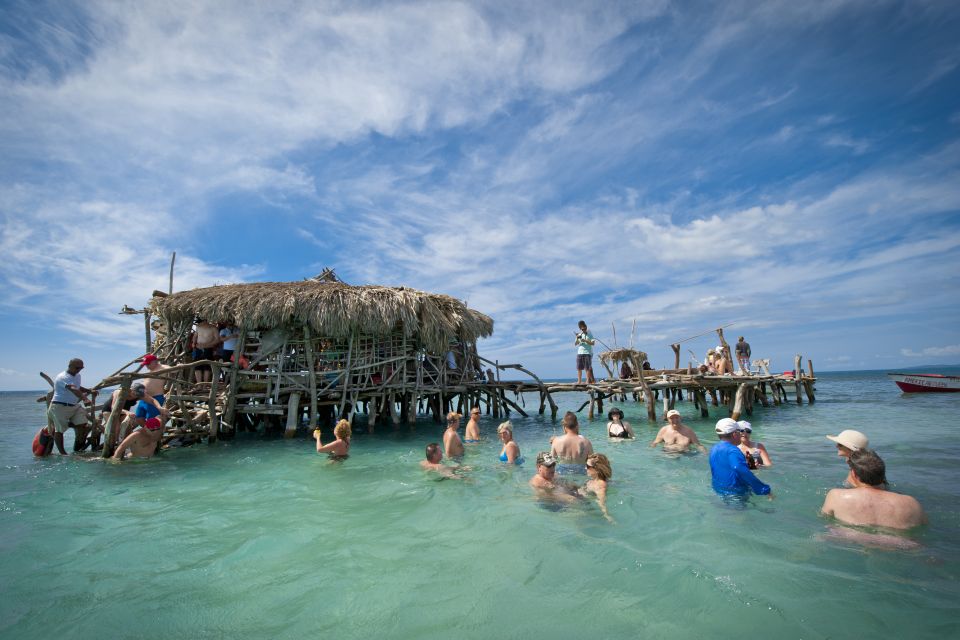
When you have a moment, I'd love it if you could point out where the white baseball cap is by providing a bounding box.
[715,418,739,435]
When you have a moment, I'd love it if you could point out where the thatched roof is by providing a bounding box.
[599,348,648,366]
[151,281,493,352]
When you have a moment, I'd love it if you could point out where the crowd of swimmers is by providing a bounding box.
[40,354,928,535]
[412,405,927,534]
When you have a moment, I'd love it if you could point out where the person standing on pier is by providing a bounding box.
[46,358,94,454]
[443,412,465,459]
[191,319,219,383]
[709,418,771,497]
[735,337,752,373]
[574,320,596,384]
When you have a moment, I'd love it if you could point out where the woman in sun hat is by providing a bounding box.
[826,430,869,459]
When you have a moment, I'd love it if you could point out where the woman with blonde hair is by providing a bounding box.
[580,453,613,522]
[497,421,523,464]
[315,419,351,459]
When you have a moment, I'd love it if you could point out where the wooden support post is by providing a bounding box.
[303,326,318,431]
[144,311,152,354]
[661,391,669,420]
[102,376,131,458]
[208,363,220,443]
[803,380,816,404]
[222,328,247,433]
[368,394,379,431]
[389,392,400,425]
[697,388,709,417]
[538,390,546,415]
[794,354,804,405]
[596,392,604,415]
[285,392,301,438]
[756,384,770,408]
[731,383,749,421]
[338,333,355,419]
[671,343,681,369]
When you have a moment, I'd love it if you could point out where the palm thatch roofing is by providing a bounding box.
[151,281,493,353]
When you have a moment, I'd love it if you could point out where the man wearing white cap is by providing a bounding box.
[709,418,771,497]
[651,409,705,453]
[826,430,869,459]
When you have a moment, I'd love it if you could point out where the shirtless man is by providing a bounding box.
[550,412,594,466]
[191,319,220,383]
[104,382,165,449]
[821,450,927,530]
[650,409,706,453]
[529,452,578,503]
[137,354,170,420]
[464,406,482,443]
[442,411,465,459]
[112,417,164,460]
[420,442,458,479]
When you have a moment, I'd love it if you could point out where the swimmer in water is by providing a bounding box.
[550,412,594,471]
[529,452,579,504]
[315,419,351,459]
[420,442,460,479]
[112,417,164,461]
[650,409,706,453]
[821,449,926,530]
[606,408,635,439]
[464,406,482,443]
[579,453,613,522]
[497,421,523,464]
[443,411,465,459]
[736,421,772,468]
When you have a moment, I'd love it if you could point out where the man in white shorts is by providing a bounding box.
[46,358,94,454]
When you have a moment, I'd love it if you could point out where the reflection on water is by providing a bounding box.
[1,370,958,638]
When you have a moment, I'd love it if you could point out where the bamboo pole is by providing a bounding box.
[169,251,176,294]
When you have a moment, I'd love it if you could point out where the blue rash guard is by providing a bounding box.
[709,441,771,496]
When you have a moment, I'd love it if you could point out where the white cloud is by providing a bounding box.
[901,345,960,357]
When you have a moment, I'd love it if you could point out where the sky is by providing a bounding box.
[1,0,959,390]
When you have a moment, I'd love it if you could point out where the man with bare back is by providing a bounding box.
[821,450,926,530]
[550,412,594,471]
[112,417,164,460]
[650,409,706,453]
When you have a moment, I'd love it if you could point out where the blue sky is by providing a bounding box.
[1,0,959,390]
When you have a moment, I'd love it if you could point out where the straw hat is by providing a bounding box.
[826,430,868,451]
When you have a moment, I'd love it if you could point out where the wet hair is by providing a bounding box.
[848,449,887,487]
[425,443,441,461]
[497,421,513,436]
[562,411,579,430]
[586,453,612,481]
[446,411,462,425]
[607,408,624,420]
[333,419,351,440]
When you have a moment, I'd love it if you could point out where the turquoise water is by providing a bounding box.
[2,370,959,639]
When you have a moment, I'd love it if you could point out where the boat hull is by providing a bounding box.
[888,373,960,393]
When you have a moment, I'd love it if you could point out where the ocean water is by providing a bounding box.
[1,370,958,639]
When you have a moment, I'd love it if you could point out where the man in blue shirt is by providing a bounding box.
[709,418,771,497]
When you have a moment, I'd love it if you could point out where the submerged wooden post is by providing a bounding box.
[102,375,131,458]
[285,392,301,438]
[731,382,749,421]
[303,326,319,430]
[794,354,803,405]
[696,388,709,417]
[207,363,220,443]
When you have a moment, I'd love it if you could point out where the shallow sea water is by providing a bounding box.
[1,370,959,639]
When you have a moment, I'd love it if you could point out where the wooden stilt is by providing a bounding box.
[208,363,220,443]
[102,375,131,458]
[731,383,749,421]
[284,392,301,438]
[303,326,318,431]
[794,354,804,405]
